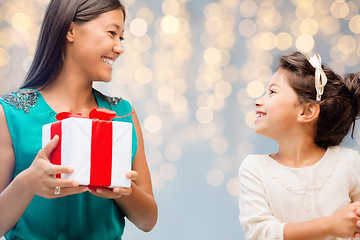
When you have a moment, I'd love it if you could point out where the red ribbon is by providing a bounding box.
[51,107,122,188]
[55,107,117,121]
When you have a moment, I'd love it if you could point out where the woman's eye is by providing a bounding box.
[269,89,276,95]
[109,31,117,36]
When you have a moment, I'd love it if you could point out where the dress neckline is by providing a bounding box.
[264,147,332,171]
[36,89,100,116]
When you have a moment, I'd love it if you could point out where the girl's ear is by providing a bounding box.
[298,103,320,123]
[66,22,75,42]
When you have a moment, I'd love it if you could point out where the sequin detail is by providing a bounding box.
[1,90,38,114]
[106,96,122,105]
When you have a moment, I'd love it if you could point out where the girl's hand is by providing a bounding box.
[326,202,360,238]
[22,135,88,198]
[88,171,138,199]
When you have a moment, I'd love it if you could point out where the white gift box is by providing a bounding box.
[42,117,132,188]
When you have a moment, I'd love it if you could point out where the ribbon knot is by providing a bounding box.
[55,107,117,121]
[309,53,328,101]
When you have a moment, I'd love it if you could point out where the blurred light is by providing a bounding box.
[222,0,238,8]
[196,107,214,124]
[198,122,217,138]
[204,3,224,19]
[276,32,293,50]
[203,47,222,65]
[257,4,282,31]
[144,115,162,133]
[245,110,256,128]
[205,19,223,35]
[11,12,31,32]
[337,35,356,54]
[157,85,175,104]
[295,34,314,52]
[330,0,350,19]
[217,33,236,49]
[330,45,347,62]
[328,61,346,75]
[299,18,318,36]
[211,136,229,153]
[207,168,225,186]
[160,163,177,181]
[349,15,360,34]
[237,89,254,106]
[320,16,340,35]
[136,8,154,24]
[0,48,10,67]
[170,95,188,112]
[239,0,258,18]
[134,67,152,85]
[295,2,314,20]
[161,15,180,34]
[226,177,239,196]
[130,18,148,37]
[247,81,265,98]
[214,80,232,98]
[162,0,180,16]
[238,19,257,38]
[258,32,276,50]
[0,30,14,48]
[164,144,182,162]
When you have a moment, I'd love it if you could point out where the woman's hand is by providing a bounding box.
[22,135,88,198]
[88,171,138,199]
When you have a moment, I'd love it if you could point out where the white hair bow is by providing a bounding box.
[309,53,327,101]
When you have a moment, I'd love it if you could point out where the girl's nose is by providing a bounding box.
[254,96,263,107]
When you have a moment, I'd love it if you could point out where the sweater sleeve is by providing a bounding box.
[238,155,285,240]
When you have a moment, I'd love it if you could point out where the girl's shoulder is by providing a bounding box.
[329,145,360,161]
[240,154,271,172]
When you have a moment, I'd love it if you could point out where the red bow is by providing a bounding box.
[55,107,117,121]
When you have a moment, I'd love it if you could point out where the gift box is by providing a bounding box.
[42,108,132,188]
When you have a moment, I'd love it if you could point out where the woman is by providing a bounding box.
[0,0,157,239]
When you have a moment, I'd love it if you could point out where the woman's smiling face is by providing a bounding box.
[66,9,125,82]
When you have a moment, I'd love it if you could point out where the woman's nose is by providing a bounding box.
[113,41,124,55]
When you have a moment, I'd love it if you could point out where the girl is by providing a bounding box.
[239,51,360,239]
[0,0,157,239]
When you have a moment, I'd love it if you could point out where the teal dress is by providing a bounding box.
[0,89,138,240]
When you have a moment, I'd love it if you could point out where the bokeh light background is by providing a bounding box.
[0,0,360,239]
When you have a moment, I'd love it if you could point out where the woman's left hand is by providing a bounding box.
[88,171,138,199]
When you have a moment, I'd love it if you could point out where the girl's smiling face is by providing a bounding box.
[66,9,125,82]
[254,69,304,140]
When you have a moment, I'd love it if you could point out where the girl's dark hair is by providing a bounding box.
[278,51,360,148]
[21,0,125,90]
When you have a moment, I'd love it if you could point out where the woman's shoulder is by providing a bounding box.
[0,88,39,114]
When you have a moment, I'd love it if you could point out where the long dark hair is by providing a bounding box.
[21,0,125,90]
[278,51,360,148]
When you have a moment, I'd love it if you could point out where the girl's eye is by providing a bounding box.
[109,31,117,36]
[269,89,276,95]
